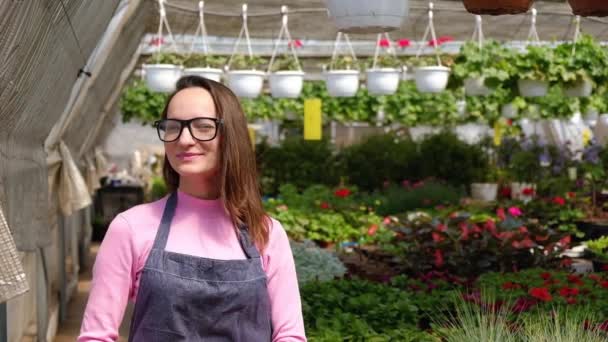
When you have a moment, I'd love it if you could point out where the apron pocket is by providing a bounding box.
[137,327,186,342]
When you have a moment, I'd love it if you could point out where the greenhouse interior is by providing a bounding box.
[6,0,608,341]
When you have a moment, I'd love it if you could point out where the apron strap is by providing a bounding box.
[152,192,178,250]
[237,225,260,259]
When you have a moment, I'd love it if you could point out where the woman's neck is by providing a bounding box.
[178,175,220,200]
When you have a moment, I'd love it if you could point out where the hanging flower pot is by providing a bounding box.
[564,78,593,97]
[324,0,409,34]
[183,67,223,82]
[325,70,360,97]
[518,79,549,97]
[464,77,492,96]
[269,71,305,98]
[471,183,498,202]
[414,66,450,93]
[463,0,533,15]
[501,103,519,118]
[226,70,266,98]
[143,64,183,93]
[568,0,608,17]
[366,68,401,95]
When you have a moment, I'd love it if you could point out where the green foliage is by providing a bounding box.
[228,54,267,70]
[328,55,360,70]
[365,55,402,69]
[301,279,422,340]
[147,52,184,65]
[270,55,301,72]
[290,240,346,284]
[148,176,168,201]
[182,54,226,68]
[553,34,608,87]
[453,40,514,88]
[120,79,168,125]
[513,45,556,82]
[586,236,608,262]
[374,182,463,216]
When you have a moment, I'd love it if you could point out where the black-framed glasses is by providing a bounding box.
[153,117,223,142]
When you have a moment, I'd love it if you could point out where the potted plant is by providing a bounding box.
[412,56,451,94]
[471,166,502,202]
[324,0,409,34]
[554,35,608,98]
[142,52,184,93]
[365,55,402,95]
[182,54,226,82]
[585,236,608,271]
[269,55,305,99]
[453,41,513,96]
[568,0,608,17]
[324,56,360,97]
[462,0,533,15]
[226,55,267,98]
[508,147,541,202]
[513,45,555,98]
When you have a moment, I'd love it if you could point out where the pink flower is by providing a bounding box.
[367,224,379,236]
[428,36,453,47]
[434,249,444,268]
[398,39,411,48]
[149,37,164,46]
[288,39,303,48]
[378,39,391,47]
[432,232,444,243]
[497,208,506,221]
[320,202,330,209]
[508,207,523,217]
[552,196,566,206]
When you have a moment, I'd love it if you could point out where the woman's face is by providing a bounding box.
[164,87,221,180]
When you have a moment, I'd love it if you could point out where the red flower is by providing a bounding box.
[428,35,453,46]
[599,320,608,331]
[602,264,608,272]
[500,186,512,198]
[397,39,411,48]
[566,297,577,305]
[560,258,573,268]
[434,249,444,268]
[432,231,445,243]
[507,119,513,126]
[560,235,572,247]
[367,224,379,236]
[149,37,164,46]
[559,287,579,297]
[567,192,576,199]
[497,208,506,221]
[512,297,537,313]
[519,226,529,234]
[522,187,535,196]
[502,281,521,290]
[541,272,552,280]
[600,281,608,288]
[552,196,566,206]
[334,188,351,198]
[567,274,584,286]
[529,287,552,302]
[288,39,303,48]
[588,274,602,282]
[436,223,447,232]
[320,202,330,209]
[535,235,549,242]
[378,39,391,47]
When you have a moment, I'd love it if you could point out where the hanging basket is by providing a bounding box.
[568,0,608,17]
[143,64,183,93]
[324,0,409,34]
[564,78,593,98]
[325,70,360,97]
[366,68,401,95]
[464,77,492,96]
[414,66,450,93]
[518,79,549,97]
[269,71,305,98]
[471,183,498,202]
[183,67,223,83]
[501,103,519,118]
[226,70,265,98]
[463,0,533,15]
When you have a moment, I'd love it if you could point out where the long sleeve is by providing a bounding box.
[78,214,137,342]
[264,219,307,342]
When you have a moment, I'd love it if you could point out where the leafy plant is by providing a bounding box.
[291,240,346,284]
[512,45,556,82]
[120,79,168,125]
[374,181,463,216]
[147,52,184,65]
[228,54,267,70]
[182,54,226,68]
[365,55,402,69]
[452,40,514,89]
[586,236,608,262]
[270,55,301,72]
[328,55,360,70]
[553,34,608,88]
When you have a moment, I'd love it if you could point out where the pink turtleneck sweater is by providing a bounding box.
[78,191,306,341]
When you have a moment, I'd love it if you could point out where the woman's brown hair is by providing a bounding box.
[161,76,270,250]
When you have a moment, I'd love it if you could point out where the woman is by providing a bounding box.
[78,76,306,341]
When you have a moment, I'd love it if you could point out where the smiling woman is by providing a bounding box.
[78,76,307,342]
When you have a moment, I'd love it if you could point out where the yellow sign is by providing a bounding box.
[304,99,322,140]
[248,126,256,148]
[493,120,504,146]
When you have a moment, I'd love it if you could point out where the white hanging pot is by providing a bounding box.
[518,79,549,97]
[182,67,223,83]
[366,68,401,95]
[564,78,593,98]
[325,70,360,97]
[471,183,498,202]
[324,0,409,34]
[464,77,492,96]
[501,103,519,119]
[414,66,450,93]
[143,64,183,93]
[269,71,305,98]
[226,70,266,98]
[584,108,599,127]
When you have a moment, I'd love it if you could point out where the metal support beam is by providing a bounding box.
[36,248,48,342]
[0,302,7,342]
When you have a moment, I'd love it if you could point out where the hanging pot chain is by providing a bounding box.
[187,1,211,57]
[155,0,179,63]
[226,4,255,70]
[526,7,540,45]
[372,32,397,70]
[267,6,302,73]
[329,32,357,71]
[571,15,581,58]
[415,2,442,67]
[471,15,484,50]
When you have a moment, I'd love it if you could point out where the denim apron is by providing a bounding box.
[128,192,273,341]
